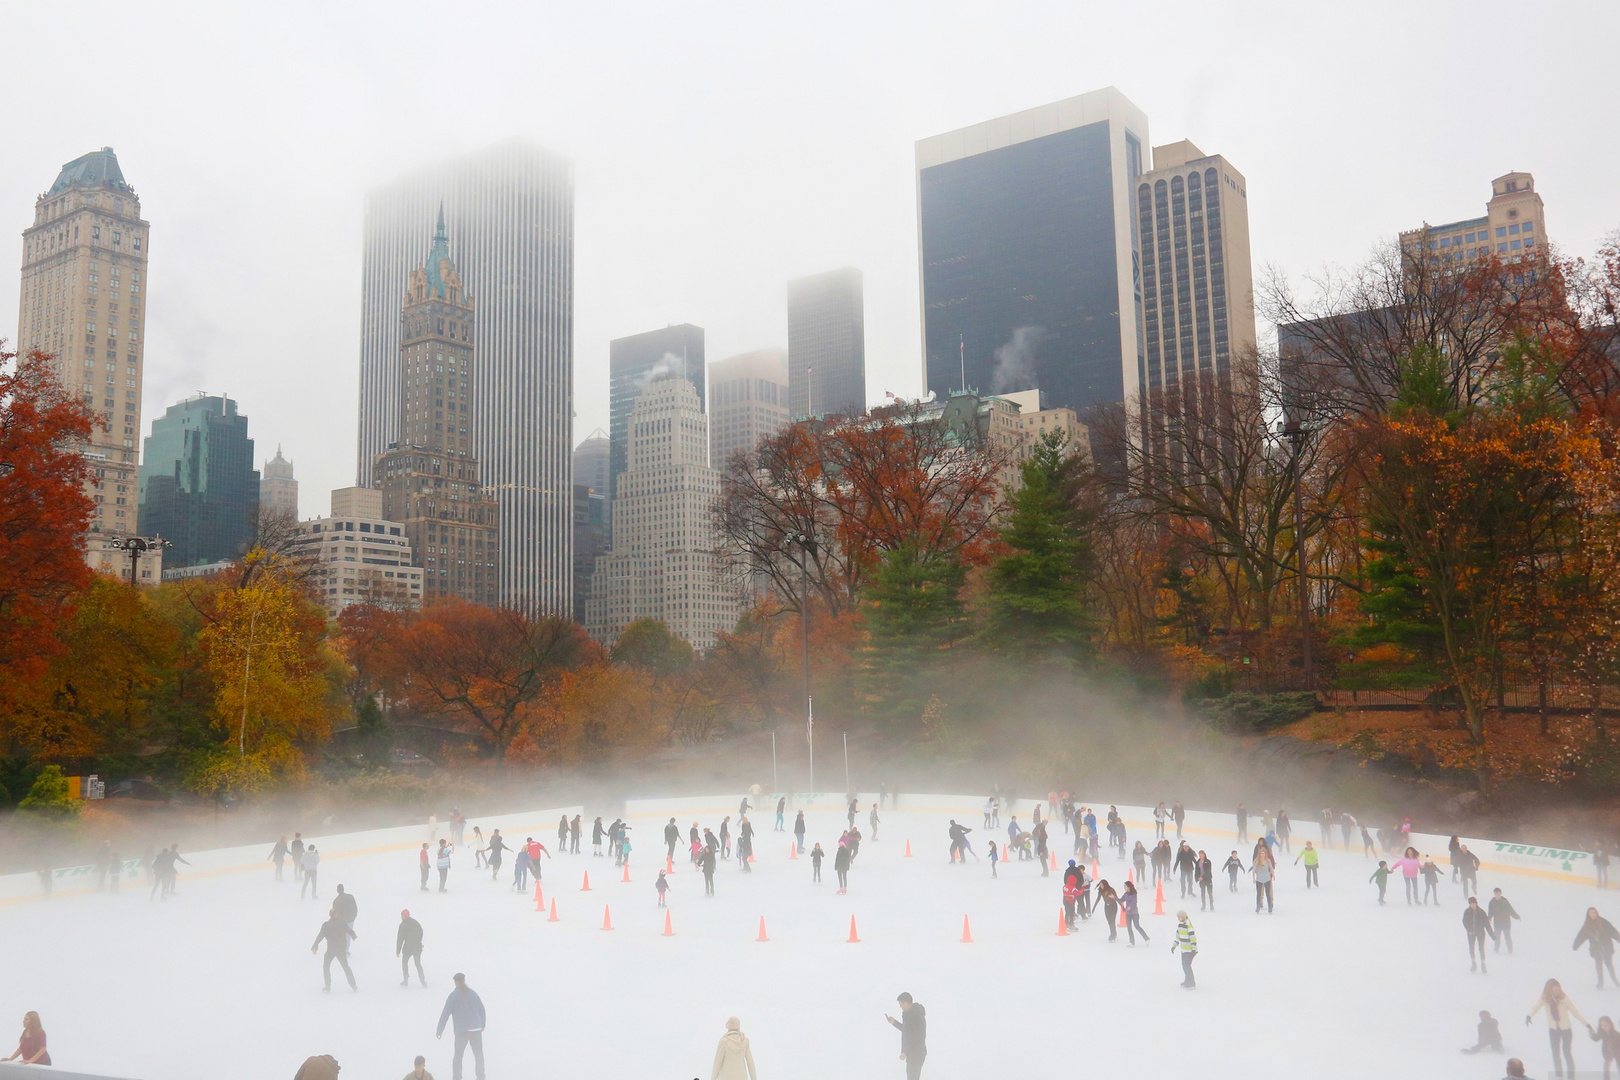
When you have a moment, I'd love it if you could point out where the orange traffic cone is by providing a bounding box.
[534,882,544,911]
[757,916,769,942]
[601,904,613,931]
[847,915,861,943]
[581,871,591,891]
[904,840,913,858]
[548,898,559,922]
[622,861,631,883]
[790,844,797,860]
[662,910,675,937]
[1091,859,1099,879]
[1128,868,1136,886]
[1118,902,1127,928]
[749,852,756,863]
[1153,878,1165,915]
[962,915,974,943]
[1049,850,1058,872]
[666,855,674,875]
[1056,909,1069,936]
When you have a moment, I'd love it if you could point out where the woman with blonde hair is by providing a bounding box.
[3,1012,49,1066]
[1527,978,1589,1079]
[712,1016,758,1080]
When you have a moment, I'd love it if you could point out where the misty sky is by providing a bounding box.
[5,2,1617,515]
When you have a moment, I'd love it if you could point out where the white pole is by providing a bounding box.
[808,698,815,794]
[843,731,850,794]
[771,729,777,794]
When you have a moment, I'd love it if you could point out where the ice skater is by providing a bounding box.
[1275,809,1292,853]
[1294,841,1319,888]
[794,811,806,854]
[711,1016,758,1080]
[811,842,824,884]
[1458,844,1482,894]
[870,802,881,841]
[736,818,751,871]
[3,1012,50,1067]
[269,836,289,881]
[1174,841,1196,898]
[1252,852,1275,913]
[404,1054,432,1080]
[397,908,426,987]
[701,844,717,896]
[592,817,607,856]
[776,796,786,831]
[1421,853,1443,905]
[1464,896,1496,972]
[665,818,681,860]
[436,840,452,892]
[884,993,927,1080]
[1172,800,1185,840]
[1172,910,1198,988]
[472,826,486,868]
[1153,802,1167,839]
[290,833,306,880]
[1062,861,1083,929]
[300,845,320,899]
[570,814,582,855]
[486,830,505,880]
[1574,907,1620,987]
[311,906,357,992]
[1461,1010,1504,1054]
[720,817,732,859]
[1122,880,1148,944]
[436,973,486,1080]
[1527,978,1587,1079]
[1223,850,1245,892]
[1369,861,1392,905]
[834,839,852,894]
[333,884,358,931]
[420,843,432,891]
[1236,803,1248,842]
[1393,846,1421,904]
[1195,850,1214,910]
[1490,889,1522,953]
[1590,1015,1620,1079]
[1599,843,1611,890]
[988,840,998,878]
[655,869,671,906]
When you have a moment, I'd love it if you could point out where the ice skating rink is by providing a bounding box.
[2,793,1611,1080]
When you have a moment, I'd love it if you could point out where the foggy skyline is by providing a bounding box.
[5,2,1618,513]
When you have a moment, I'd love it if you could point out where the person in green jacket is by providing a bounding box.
[1171,910,1198,988]
[1370,860,1392,905]
[1294,841,1321,888]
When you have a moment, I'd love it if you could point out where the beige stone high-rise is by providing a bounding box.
[261,446,299,519]
[586,376,740,650]
[1400,171,1547,269]
[16,147,150,537]
[708,347,789,471]
[1136,140,1256,398]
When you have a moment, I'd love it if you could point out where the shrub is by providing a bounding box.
[17,765,79,819]
[1196,691,1319,734]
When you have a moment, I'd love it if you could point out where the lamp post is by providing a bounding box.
[105,534,171,587]
[1282,420,1313,690]
[788,530,816,792]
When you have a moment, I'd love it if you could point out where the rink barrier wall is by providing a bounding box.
[623,793,1602,886]
[0,1064,143,1080]
[0,804,583,908]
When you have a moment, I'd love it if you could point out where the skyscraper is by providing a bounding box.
[572,429,610,498]
[1136,140,1256,398]
[357,141,573,612]
[709,347,789,470]
[1399,171,1547,269]
[16,147,150,536]
[374,215,500,607]
[787,269,864,418]
[609,324,705,504]
[260,446,299,519]
[286,487,424,616]
[586,376,739,650]
[916,88,1148,422]
[137,394,260,567]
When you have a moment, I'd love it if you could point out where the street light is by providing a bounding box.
[105,534,171,587]
[1280,420,1313,690]
[787,530,817,793]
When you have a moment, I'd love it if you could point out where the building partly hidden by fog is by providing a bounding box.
[137,394,260,568]
[708,348,789,471]
[609,323,706,510]
[787,268,865,418]
[586,375,741,652]
[356,140,574,614]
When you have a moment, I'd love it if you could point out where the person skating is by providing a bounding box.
[1174,841,1197,899]
[834,839,852,893]
[1133,840,1149,884]
[1122,880,1149,944]
[1590,1015,1620,1080]
[512,846,532,893]
[1461,1010,1505,1054]
[398,909,426,987]
[1464,896,1497,973]
[947,821,971,864]
[1360,825,1377,860]
[620,829,635,868]
[1369,861,1392,905]
[1338,812,1356,850]
[1459,843,1482,895]
[811,842,824,884]
[160,843,190,898]
[333,884,358,931]
[1275,809,1292,853]
[870,802,881,841]
[301,845,321,900]
[794,811,806,854]
[290,833,306,880]
[4,1012,50,1066]
[1450,834,1464,881]
[1599,843,1612,890]
[665,817,681,860]
[736,817,751,872]
[1491,888,1522,953]
[1421,854,1444,905]
[1294,841,1320,888]
[1097,879,1120,942]
[1153,801,1167,839]
[1528,978,1587,1079]
[1172,800,1186,841]
[720,816,732,859]
[419,843,432,891]
[591,817,607,856]
[1392,846,1422,904]
[983,797,995,829]
[486,830,505,880]
[701,844,717,897]
[776,796,787,832]
[655,869,671,907]
[1574,907,1620,987]
[1172,910,1198,988]
[1236,803,1248,843]
[1250,851,1275,914]
[885,993,927,1080]
[1223,850,1245,892]
[558,814,569,854]
[1195,850,1214,911]
[1062,861,1082,930]
[712,1016,759,1080]
[1320,806,1335,847]
[988,839,998,878]
[436,973,486,1080]
[1034,819,1050,877]
[311,906,358,992]
[270,836,290,881]
[570,814,582,855]
[471,826,486,869]
[403,1054,435,1080]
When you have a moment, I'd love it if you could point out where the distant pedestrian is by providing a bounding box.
[436,973,486,1080]
[711,1016,758,1080]
[794,811,806,854]
[269,836,290,881]
[870,803,881,841]
[311,906,358,992]
[397,909,426,987]
[1172,910,1198,988]
[301,845,320,899]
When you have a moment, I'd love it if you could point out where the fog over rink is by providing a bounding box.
[2,794,1609,1080]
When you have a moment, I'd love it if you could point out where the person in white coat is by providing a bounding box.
[712,1016,758,1080]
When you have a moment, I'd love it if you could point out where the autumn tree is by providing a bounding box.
[0,347,97,724]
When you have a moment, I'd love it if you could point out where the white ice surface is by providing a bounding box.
[1,795,1612,1080]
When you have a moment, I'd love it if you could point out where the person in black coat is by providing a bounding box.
[1489,889,1522,954]
[834,842,852,893]
[885,992,927,1080]
[397,908,425,987]
[1463,896,1496,973]
[1575,907,1620,987]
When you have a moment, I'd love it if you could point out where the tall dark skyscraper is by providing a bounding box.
[357,141,574,613]
[916,88,1148,421]
[137,394,260,567]
[787,268,865,418]
[608,324,704,502]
